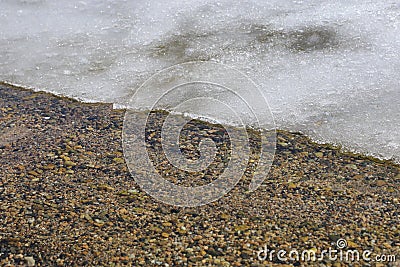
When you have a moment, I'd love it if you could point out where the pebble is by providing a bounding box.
[24,256,35,266]
[64,160,76,167]
[161,233,170,238]
[113,157,125,164]
[315,152,323,158]
[376,180,386,187]
[28,170,39,177]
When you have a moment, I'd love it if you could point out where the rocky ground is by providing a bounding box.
[0,84,399,266]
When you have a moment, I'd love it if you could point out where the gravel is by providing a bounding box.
[0,84,399,266]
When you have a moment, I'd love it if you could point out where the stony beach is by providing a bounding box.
[0,83,399,266]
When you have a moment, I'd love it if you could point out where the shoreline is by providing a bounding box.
[0,84,399,266]
[1,81,398,166]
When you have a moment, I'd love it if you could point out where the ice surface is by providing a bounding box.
[0,0,399,161]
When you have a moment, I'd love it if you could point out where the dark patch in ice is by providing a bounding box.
[248,24,339,52]
[150,23,344,63]
[288,27,339,52]
[151,32,218,62]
